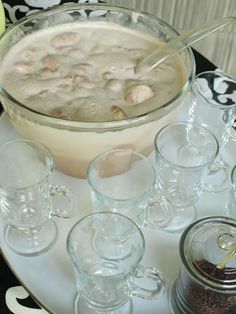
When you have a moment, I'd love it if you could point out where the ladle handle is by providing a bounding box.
[135,16,236,74]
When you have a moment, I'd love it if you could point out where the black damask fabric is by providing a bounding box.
[3,0,99,26]
[0,253,42,313]
[198,72,236,106]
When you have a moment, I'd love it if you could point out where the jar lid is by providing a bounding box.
[180,216,236,290]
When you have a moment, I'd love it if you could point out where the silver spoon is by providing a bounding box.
[135,16,236,74]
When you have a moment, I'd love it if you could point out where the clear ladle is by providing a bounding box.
[135,16,236,74]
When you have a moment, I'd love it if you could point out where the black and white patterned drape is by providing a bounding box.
[3,0,99,27]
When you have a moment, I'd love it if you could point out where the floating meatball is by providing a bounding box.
[38,67,59,79]
[41,54,60,71]
[103,71,114,80]
[105,79,123,92]
[50,107,72,119]
[13,62,32,74]
[124,84,154,105]
[111,105,127,120]
[51,32,80,48]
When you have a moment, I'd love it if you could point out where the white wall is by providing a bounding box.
[106,0,236,78]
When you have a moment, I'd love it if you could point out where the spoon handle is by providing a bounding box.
[135,16,236,74]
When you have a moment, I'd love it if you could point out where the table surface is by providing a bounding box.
[0,49,217,313]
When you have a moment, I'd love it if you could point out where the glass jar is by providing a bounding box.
[171,216,236,314]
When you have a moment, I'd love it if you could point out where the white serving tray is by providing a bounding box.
[0,112,235,314]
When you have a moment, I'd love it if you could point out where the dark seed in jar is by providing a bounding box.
[183,260,236,314]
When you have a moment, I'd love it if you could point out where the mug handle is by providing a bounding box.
[49,184,76,218]
[230,119,236,142]
[145,194,174,229]
[131,265,165,300]
[205,159,231,193]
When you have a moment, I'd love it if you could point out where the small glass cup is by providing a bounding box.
[87,149,174,230]
[0,139,76,256]
[154,121,219,232]
[67,212,165,314]
[185,70,236,191]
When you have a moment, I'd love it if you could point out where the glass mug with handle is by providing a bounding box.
[185,70,236,192]
[87,149,174,231]
[0,139,76,256]
[154,122,219,232]
[67,212,165,314]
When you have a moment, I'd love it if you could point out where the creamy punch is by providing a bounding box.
[0,22,185,122]
[0,19,191,178]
